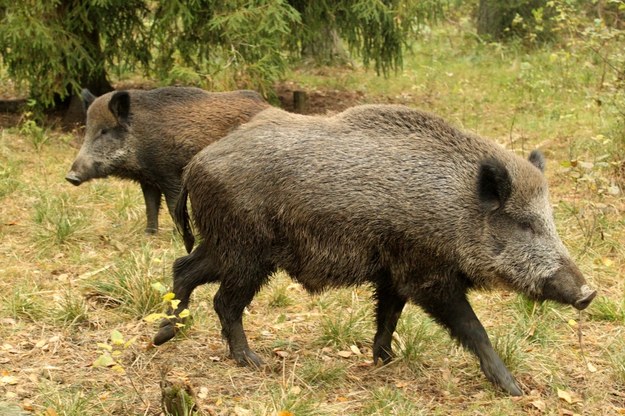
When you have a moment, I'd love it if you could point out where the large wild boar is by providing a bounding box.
[154,105,596,396]
[66,87,269,235]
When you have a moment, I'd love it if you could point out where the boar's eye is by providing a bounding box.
[100,128,108,136]
[518,221,534,234]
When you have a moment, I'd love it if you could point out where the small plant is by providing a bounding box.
[268,283,293,308]
[395,313,437,373]
[609,340,625,388]
[491,332,524,372]
[33,192,87,250]
[93,329,136,375]
[19,108,48,151]
[84,245,167,318]
[54,289,89,327]
[318,304,371,349]
[3,284,44,320]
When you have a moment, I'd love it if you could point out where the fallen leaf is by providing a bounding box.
[198,386,209,399]
[110,330,124,346]
[233,406,251,416]
[277,411,294,416]
[45,408,58,416]
[531,399,546,411]
[0,374,18,385]
[557,388,573,404]
[337,350,352,358]
[587,361,597,373]
[274,350,289,358]
[290,386,301,395]
[93,352,115,368]
[350,345,362,355]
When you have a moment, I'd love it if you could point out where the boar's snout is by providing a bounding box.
[574,285,597,310]
[65,171,83,186]
[541,262,596,310]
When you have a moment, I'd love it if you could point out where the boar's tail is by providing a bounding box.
[174,187,195,253]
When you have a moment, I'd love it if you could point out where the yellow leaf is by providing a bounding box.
[0,375,18,385]
[124,336,137,349]
[97,343,113,351]
[143,313,167,323]
[151,282,167,294]
[170,299,181,310]
[178,309,190,318]
[162,292,176,302]
[567,319,578,328]
[557,388,573,404]
[602,257,614,267]
[111,364,126,374]
[93,352,115,368]
[110,329,124,345]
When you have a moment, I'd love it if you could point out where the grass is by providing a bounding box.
[1,16,625,416]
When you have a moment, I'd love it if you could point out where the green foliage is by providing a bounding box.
[0,0,447,107]
[0,0,149,106]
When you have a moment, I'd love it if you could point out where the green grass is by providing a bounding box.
[83,243,172,318]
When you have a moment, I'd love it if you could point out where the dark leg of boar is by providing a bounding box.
[153,243,220,346]
[141,182,162,234]
[418,282,523,396]
[212,266,272,368]
[373,281,406,364]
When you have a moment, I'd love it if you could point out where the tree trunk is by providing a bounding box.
[477,0,507,40]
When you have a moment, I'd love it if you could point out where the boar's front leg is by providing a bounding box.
[417,284,523,396]
[141,182,162,234]
[373,281,406,364]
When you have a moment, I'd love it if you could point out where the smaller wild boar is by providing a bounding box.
[154,104,597,396]
[66,87,269,236]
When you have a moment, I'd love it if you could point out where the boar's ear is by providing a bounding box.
[108,91,130,125]
[81,89,97,111]
[528,149,545,173]
[477,158,512,212]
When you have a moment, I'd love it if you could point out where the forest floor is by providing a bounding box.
[1,21,625,416]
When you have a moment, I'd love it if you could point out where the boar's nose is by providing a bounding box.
[573,285,597,310]
[65,172,83,186]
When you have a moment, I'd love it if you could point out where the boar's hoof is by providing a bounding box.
[232,349,264,368]
[574,285,597,310]
[372,345,395,365]
[153,319,177,346]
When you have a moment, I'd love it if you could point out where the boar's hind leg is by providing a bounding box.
[373,281,406,364]
[213,270,270,368]
[141,182,162,234]
[418,287,523,396]
[153,243,220,346]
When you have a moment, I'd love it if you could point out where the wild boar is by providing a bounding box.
[66,87,269,235]
[154,105,596,396]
